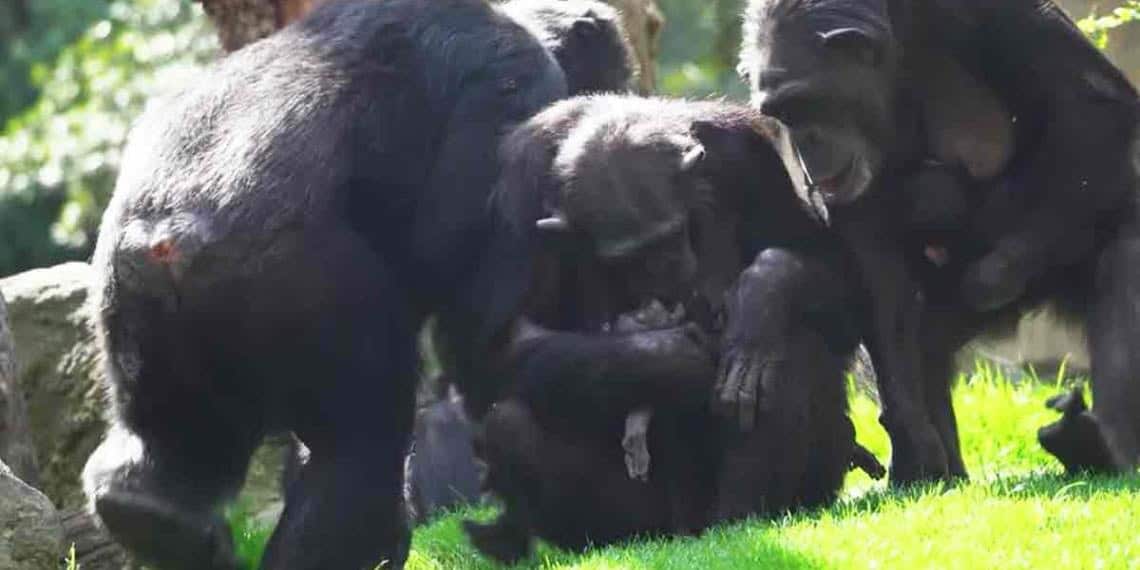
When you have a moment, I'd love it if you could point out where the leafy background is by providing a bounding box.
[0,0,1138,277]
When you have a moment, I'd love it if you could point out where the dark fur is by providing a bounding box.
[81,2,569,569]
[500,0,639,94]
[397,0,640,525]
[740,0,1140,481]
[463,96,870,562]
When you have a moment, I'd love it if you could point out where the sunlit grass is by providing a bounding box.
[230,362,1140,570]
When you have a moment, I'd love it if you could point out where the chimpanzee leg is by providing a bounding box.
[462,399,541,564]
[83,293,261,570]
[84,422,256,570]
[1081,230,1140,471]
[918,309,970,480]
[260,233,417,570]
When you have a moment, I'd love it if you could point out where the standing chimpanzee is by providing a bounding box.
[79,1,573,569]
[736,0,1140,482]
[460,95,882,562]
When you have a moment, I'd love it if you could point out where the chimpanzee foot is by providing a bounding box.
[95,490,238,570]
[463,519,533,564]
[1038,387,1121,474]
[623,408,654,482]
[850,443,887,480]
[887,424,952,487]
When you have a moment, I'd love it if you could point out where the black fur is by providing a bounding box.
[463,96,873,561]
[740,0,1140,482]
[81,2,569,569]
[501,0,639,94]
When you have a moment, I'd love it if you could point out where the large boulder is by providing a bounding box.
[0,288,38,486]
[0,262,103,509]
[0,459,64,570]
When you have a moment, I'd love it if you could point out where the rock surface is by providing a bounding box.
[0,459,64,570]
[1,262,106,509]
[0,288,38,486]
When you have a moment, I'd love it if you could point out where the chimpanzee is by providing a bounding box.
[737,0,1140,482]
[500,0,639,94]
[79,1,572,568]
[460,95,882,562]
[397,0,640,522]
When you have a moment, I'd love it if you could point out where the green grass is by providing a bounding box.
[230,362,1140,569]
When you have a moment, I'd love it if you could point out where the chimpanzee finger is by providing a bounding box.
[711,356,732,415]
[737,358,761,432]
[717,358,747,417]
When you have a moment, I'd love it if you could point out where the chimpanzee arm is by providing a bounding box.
[504,317,716,421]
[712,245,861,429]
[948,0,1140,310]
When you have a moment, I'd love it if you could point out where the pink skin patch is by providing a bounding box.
[148,240,179,265]
[924,245,950,268]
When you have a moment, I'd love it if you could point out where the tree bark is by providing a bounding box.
[608,0,665,93]
[195,0,318,52]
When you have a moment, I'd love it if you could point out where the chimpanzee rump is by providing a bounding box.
[462,96,878,562]
[81,1,571,569]
[737,0,1140,481]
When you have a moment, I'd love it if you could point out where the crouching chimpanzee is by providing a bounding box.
[737,0,1140,482]
[460,96,883,562]
[77,0,601,568]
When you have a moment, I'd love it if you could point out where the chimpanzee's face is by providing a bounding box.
[542,121,708,305]
[741,14,897,205]
[601,221,699,306]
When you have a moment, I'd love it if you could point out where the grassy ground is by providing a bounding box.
[229,362,1140,569]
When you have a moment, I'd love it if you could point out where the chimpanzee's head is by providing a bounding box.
[534,103,777,306]
[534,107,714,304]
[739,0,899,205]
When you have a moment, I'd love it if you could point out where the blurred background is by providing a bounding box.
[0,0,1138,279]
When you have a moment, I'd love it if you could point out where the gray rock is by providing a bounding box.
[0,288,39,486]
[1,262,106,509]
[0,459,64,570]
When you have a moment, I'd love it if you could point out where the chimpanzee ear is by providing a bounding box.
[571,17,601,38]
[535,212,570,233]
[691,119,762,161]
[680,143,706,172]
[817,27,883,68]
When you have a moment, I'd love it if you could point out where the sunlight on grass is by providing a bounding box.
[230,361,1140,569]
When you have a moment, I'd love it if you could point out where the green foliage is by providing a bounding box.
[1078,0,1140,49]
[0,0,217,276]
[227,499,274,570]
[655,0,747,99]
[0,0,110,124]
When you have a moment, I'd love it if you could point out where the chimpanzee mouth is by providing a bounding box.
[810,158,855,200]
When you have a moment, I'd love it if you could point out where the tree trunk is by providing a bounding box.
[607,0,665,93]
[195,0,318,52]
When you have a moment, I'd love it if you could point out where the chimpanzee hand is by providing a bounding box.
[961,250,1026,311]
[711,267,788,432]
[611,300,707,482]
